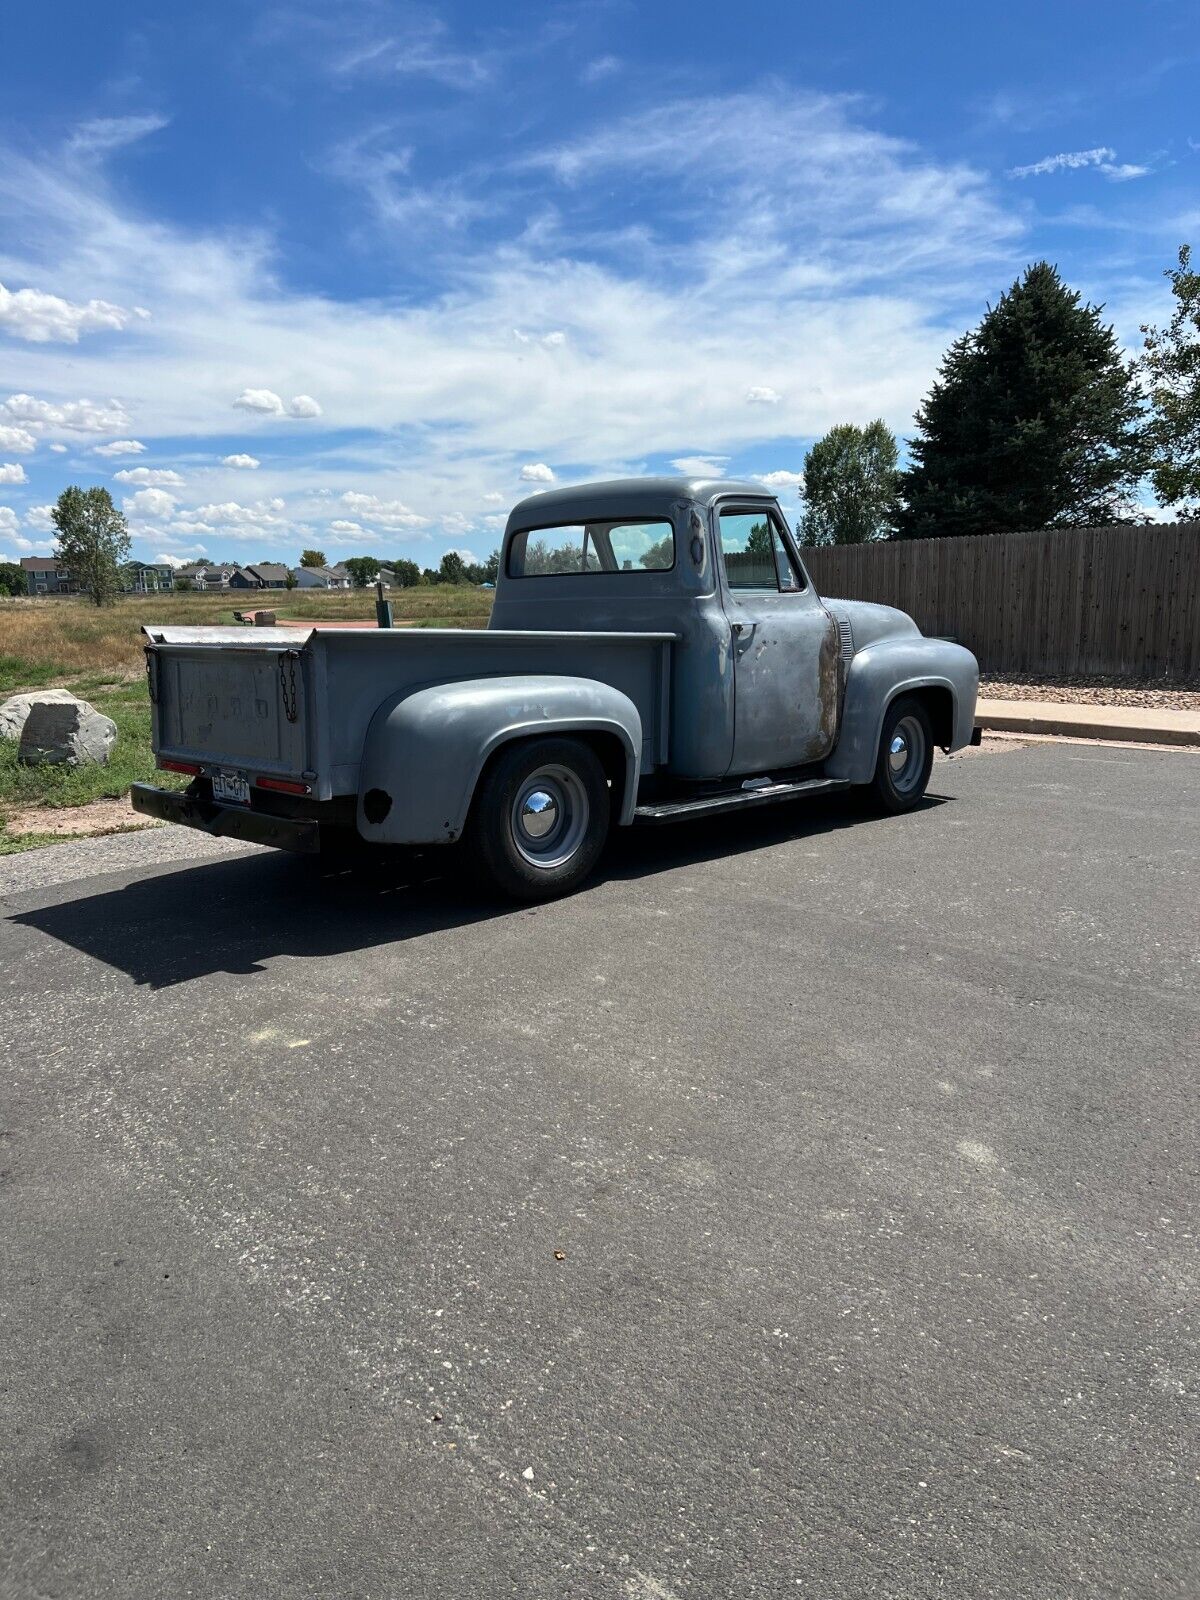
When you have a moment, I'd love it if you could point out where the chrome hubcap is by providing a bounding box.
[887,715,926,794]
[520,790,558,839]
[511,765,589,869]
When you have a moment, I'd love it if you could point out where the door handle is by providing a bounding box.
[732,621,757,653]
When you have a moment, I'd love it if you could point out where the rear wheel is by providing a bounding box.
[868,695,933,813]
[468,737,610,900]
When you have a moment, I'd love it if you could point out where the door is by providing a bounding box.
[717,504,839,774]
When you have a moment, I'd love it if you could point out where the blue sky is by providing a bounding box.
[1,0,1196,568]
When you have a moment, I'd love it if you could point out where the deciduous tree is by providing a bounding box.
[51,485,131,606]
[800,421,898,545]
[1140,244,1200,513]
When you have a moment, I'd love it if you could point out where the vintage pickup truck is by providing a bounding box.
[132,477,979,898]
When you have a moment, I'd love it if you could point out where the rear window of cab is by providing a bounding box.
[507,519,675,577]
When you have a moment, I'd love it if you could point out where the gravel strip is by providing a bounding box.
[982,675,1200,711]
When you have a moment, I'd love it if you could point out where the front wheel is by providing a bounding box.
[467,737,610,900]
[868,696,934,813]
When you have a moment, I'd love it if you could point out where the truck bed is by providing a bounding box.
[144,625,675,799]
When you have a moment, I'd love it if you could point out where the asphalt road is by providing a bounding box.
[1,742,1196,1600]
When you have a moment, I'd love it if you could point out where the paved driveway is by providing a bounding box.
[1,743,1196,1599]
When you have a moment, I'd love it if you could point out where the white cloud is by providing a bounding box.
[49,442,68,453]
[482,491,504,503]
[746,387,781,405]
[221,453,260,468]
[520,462,555,482]
[125,487,178,519]
[155,552,189,568]
[25,505,56,531]
[2,392,130,434]
[113,467,185,487]
[581,56,621,85]
[0,462,28,484]
[340,490,427,528]
[0,425,37,454]
[177,498,286,528]
[0,281,141,343]
[327,518,381,544]
[92,439,146,457]
[234,387,285,414]
[0,506,19,536]
[232,389,321,418]
[66,114,169,159]
[513,329,566,348]
[671,456,728,477]
[0,86,1046,545]
[1008,146,1150,182]
[757,469,805,492]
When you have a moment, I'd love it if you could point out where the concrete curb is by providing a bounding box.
[976,698,1200,748]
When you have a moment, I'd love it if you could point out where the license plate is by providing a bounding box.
[212,770,251,806]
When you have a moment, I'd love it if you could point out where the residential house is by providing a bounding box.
[20,556,81,595]
[246,563,290,588]
[174,563,258,590]
[291,563,353,589]
[123,562,175,594]
[292,564,351,589]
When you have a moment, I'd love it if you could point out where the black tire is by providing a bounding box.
[467,737,610,901]
[868,695,934,813]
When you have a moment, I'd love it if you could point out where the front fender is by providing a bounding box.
[825,637,979,784]
[357,674,643,844]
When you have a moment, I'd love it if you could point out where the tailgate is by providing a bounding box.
[145,632,314,778]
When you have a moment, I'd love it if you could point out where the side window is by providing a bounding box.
[719,510,804,592]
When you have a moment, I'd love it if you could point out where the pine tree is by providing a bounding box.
[896,263,1142,538]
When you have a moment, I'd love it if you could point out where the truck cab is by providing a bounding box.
[133,477,979,899]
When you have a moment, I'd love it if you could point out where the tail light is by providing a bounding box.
[255,776,312,796]
[158,758,200,776]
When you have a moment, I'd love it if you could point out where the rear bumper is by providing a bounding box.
[130,782,321,854]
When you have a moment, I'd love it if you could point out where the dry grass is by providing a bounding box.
[0,586,494,681]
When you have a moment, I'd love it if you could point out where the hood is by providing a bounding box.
[823,598,921,650]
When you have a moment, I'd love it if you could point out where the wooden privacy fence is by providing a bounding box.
[803,522,1200,679]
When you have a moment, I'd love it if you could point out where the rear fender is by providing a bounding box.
[825,637,979,784]
[357,674,642,844]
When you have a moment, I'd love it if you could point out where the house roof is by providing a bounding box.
[20,556,65,571]
[248,563,290,580]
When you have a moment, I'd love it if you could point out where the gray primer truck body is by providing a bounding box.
[134,478,979,895]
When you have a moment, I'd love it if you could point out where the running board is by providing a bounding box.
[633,776,851,825]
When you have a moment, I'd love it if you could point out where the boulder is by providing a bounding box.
[15,695,117,767]
[0,688,82,742]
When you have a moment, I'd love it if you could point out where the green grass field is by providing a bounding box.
[0,587,494,853]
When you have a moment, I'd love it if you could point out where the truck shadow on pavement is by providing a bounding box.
[10,793,947,988]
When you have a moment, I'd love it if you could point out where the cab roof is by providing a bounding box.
[506,476,776,530]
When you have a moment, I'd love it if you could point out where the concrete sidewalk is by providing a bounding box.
[976,696,1200,747]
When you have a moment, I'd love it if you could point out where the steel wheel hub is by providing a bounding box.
[888,715,926,794]
[511,765,589,869]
